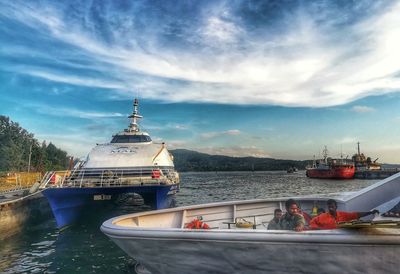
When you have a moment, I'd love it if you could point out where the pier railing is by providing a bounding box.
[0,172,42,193]
[39,167,179,189]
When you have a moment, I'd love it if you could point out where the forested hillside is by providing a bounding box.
[0,116,69,172]
[170,149,309,172]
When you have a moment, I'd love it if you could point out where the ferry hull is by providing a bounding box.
[306,167,355,179]
[43,184,178,228]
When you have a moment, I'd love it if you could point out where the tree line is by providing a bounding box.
[170,149,309,172]
[0,116,70,172]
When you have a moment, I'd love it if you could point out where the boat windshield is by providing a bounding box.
[110,134,152,143]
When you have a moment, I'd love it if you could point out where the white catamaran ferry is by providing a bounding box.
[40,99,179,228]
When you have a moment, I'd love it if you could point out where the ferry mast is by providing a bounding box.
[127,98,143,132]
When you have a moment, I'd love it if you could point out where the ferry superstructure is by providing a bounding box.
[40,99,179,228]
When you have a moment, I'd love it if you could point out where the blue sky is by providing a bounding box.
[1,0,400,162]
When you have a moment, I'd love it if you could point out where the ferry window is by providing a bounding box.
[111,136,129,143]
[128,135,152,142]
[111,135,152,143]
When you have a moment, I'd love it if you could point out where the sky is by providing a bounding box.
[1,0,400,163]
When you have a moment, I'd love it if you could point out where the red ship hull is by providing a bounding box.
[306,165,355,179]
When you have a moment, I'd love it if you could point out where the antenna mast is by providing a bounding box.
[322,146,328,164]
[127,98,143,132]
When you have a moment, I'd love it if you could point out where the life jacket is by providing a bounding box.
[151,169,161,179]
[185,218,210,229]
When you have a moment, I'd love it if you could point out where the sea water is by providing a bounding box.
[0,171,378,273]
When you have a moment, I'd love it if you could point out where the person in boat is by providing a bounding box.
[267,209,283,230]
[310,199,379,230]
[298,207,312,227]
[279,199,305,232]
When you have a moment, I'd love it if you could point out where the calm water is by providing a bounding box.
[0,171,378,273]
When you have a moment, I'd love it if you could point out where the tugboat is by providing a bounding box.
[40,99,180,228]
[306,146,355,179]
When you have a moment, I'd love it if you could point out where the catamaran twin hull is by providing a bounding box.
[44,184,179,228]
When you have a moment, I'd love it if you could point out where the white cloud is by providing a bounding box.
[196,146,271,158]
[36,132,103,158]
[225,129,241,135]
[335,137,358,144]
[143,123,190,132]
[30,103,124,119]
[167,124,189,130]
[351,105,375,113]
[163,140,189,149]
[23,70,125,90]
[201,16,243,44]
[3,1,400,107]
[200,129,241,139]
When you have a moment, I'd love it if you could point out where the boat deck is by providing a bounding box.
[111,198,325,230]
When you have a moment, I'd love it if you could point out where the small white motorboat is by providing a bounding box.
[101,173,400,274]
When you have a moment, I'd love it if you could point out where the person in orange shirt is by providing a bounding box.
[310,199,379,230]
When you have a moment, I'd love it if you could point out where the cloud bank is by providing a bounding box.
[1,0,400,108]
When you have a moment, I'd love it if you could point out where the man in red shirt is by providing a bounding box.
[310,199,379,230]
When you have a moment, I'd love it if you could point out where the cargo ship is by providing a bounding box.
[352,142,399,179]
[306,146,355,179]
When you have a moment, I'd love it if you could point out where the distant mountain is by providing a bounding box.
[170,149,309,172]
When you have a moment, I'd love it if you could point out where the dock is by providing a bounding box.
[0,188,50,240]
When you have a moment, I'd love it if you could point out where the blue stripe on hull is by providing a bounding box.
[43,184,178,228]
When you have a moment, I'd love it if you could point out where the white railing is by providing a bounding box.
[43,167,179,188]
[39,171,56,189]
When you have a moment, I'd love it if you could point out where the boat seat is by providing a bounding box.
[223,217,260,229]
[222,221,236,229]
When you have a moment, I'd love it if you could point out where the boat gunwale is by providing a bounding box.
[100,221,400,245]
